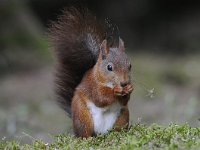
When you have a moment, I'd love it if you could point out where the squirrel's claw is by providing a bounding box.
[113,86,123,96]
[123,84,134,95]
[114,84,134,96]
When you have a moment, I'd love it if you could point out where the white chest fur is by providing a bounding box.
[87,101,122,134]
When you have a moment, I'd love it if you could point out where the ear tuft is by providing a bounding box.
[105,19,120,48]
[100,40,109,59]
[119,38,125,51]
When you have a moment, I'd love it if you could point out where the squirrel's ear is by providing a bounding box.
[100,39,109,59]
[119,38,125,51]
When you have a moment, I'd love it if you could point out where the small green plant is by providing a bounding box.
[1,124,200,150]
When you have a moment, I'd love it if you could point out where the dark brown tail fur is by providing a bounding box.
[49,8,105,116]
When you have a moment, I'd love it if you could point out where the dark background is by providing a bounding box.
[0,0,200,144]
[30,0,200,54]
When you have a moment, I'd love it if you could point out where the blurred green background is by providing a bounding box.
[0,0,200,144]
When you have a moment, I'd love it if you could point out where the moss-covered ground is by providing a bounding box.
[1,124,200,150]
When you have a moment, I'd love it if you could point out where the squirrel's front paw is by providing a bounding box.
[123,84,134,95]
[114,86,123,96]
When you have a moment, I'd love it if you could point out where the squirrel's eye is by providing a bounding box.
[107,64,113,71]
[128,64,132,70]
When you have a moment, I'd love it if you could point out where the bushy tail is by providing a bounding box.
[49,8,105,116]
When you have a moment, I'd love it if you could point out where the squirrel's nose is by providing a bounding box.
[120,81,129,87]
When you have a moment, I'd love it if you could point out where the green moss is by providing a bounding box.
[1,124,200,150]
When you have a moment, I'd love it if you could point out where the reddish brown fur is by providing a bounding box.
[114,106,129,131]
[71,91,94,137]
[50,7,133,138]
[71,47,133,137]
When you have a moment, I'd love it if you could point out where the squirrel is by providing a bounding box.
[49,8,134,138]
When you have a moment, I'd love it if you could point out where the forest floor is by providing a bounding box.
[1,124,200,149]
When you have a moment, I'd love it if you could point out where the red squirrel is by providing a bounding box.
[50,8,134,138]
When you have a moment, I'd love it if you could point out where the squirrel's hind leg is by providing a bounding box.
[71,91,94,138]
[113,106,129,131]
